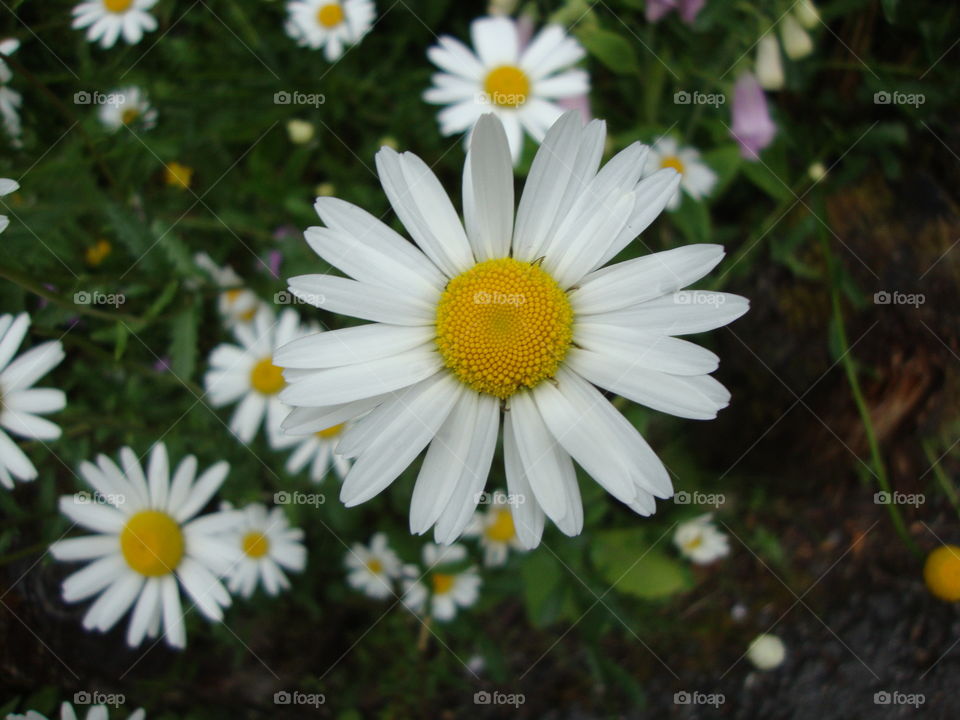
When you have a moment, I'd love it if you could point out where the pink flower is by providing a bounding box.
[730,72,776,160]
[646,0,706,24]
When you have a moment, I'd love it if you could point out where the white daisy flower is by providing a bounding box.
[275,112,748,549]
[0,313,66,489]
[224,502,306,598]
[0,38,22,146]
[0,37,18,85]
[401,543,480,621]
[49,443,241,649]
[284,0,376,62]
[284,419,352,483]
[194,252,264,328]
[463,490,526,567]
[673,512,729,565]
[344,532,402,600]
[0,177,19,234]
[645,136,717,211]
[746,633,786,671]
[424,16,589,163]
[7,702,145,720]
[97,86,157,133]
[205,307,310,447]
[72,0,159,49]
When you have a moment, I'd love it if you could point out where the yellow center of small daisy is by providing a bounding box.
[242,531,271,558]
[104,0,134,12]
[316,423,345,439]
[485,509,516,543]
[366,558,383,574]
[85,239,112,267]
[484,66,530,108]
[660,155,685,175]
[683,535,704,551]
[120,510,185,577]
[250,357,285,395]
[316,3,345,28]
[435,258,573,399]
[924,544,960,602]
[431,572,455,595]
[164,161,193,190]
[121,108,139,125]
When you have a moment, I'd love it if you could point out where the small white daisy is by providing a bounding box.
[424,15,589,162]
[645,136,717,210]
[194,252,264,328]
[0,38,22,145]
[97,86,157,133]
[401,543,480,621]
[205,307,310,447]
[0,313,66,489]
[673,512,729,565]
[284,420,352,483]
[224,502,306,598]
[285,0,376,61]
[49,443,240,649]
[463,490,526,567]
[746,633,786,671]
[6,703,145,720]
[72,0,159,49]
[344,532,402,600]
[0,178,19,234]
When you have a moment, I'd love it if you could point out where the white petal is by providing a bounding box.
[574,324,719,375]
[160,574,186,648]
[463,114,514,261]
[0,313,29,372]
[0,410,61,440]
[288,274,435,325]
[0,429,35,480]
[470,16,519,67]
[58,495,126,533]
[508,391,570,524]
[502,410,545,548]
[174,460,229,522]
[0,340,63,391]
[147,442,169,509]
[598,291,750,335]
[275,324,434,369]
[1,388,66,414]
[126,576,161,647]
[49,535,117,561]
[61,554,125,602]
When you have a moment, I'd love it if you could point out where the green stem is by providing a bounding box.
[0,541,49,567]
[0,266,143,323]
[923,438,960,521]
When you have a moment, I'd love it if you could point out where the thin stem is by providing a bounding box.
[923,438,960,521]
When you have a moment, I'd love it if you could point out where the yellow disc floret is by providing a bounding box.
[250,357,285,395]
[924,544,960,602]
[105,0,134,12]
[317,423,345,439]
[317,3,345,28]
[432,572,455,595]
[366,558,383,574]
[660,155,686,175]
[120,510,185,576]
[484,66,530,108]
[485,509,516,543]
[436,258,573,399]
[242,531,271,559]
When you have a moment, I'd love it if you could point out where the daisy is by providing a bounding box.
[97,86,157,133]
[7,703,145,720]
[224,502,306,598]
[673,513,729,564]
[463,490,526,567]
[285,0,376,62]
[344,532,402,599]
[424,16,589,163]
[205,307,310,447]
[0,177,19,234]
[276,111,748,549]
[193,252,264,328]
[49,443,240,649]
[72,0,159,49]
[284,419,352,483]
[645,136,717,210]
[401,543,480,621]
[0,313,66,489]
[0,38,22,145]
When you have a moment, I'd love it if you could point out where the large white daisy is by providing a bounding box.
[645,136,717,211]
[72,0,159,49]
[7,703,145,720]
[424,15,589,163]
[223,502,306,598]
[49,443,240,649]
[0,178,19,234]
[0,313,66,489]
[284,0,376,62]
[401,543,481,622]
[97,86,157,133]
[276,111,748,549]
[205,307,310,447]
[344,531,402,600]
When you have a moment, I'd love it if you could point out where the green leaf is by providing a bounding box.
[169,304,198,381]
[670,194,712,244]
[577,27,641,76]
[741,159,793,201]
[591,528,692,599]
[521,551,566,627]
[703,145,742,196]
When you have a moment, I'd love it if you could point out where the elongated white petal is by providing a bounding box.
[463,114,514,261]
[281,395,385,434]
[574,324,719,375]
[598,291,750,335]
[288,274,435,326]
[275,324,434,369]
[503,411,545,548]
[508,391,570,524]
[49,535,117,561]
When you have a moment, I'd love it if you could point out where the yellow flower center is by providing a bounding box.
[121,108,139,125]
[485,509,516,543]
[431,572,455,595]
[164,161,193,190]
[366,558,383,574]
[661,155,685,175]
[242,531,270,558]
[924,544,960,602]
[316,423,345,439]
[435,258,573,399]
[484,65,530,108]
[250,357,285,395]
[683,535,704,551]
[316,3,345,28]
[120,510,185,577]
[85,239,112,267]
[104,0,134,12]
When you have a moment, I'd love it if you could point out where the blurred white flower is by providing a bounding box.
[345,532,402,599]
[0,177,18,234]
[72,0,159,49]
[781,14,813,60]
[284,421,352,483]
[401,543,481,621]
[755,33,784,90]
[286,118,315,144]
[7,702,145,720]
[0,38,22,146]
[463,491,526,567]
[193,253,264,329]
[746,633,786,670]
[794,0,820,29]
[97,86,157,132]
[673,513,729,564]
[285,0,376,61]
[225,502,306,598]
[645,136,717,210]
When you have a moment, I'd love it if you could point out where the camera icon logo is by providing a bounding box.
[873,91,891,105]
[274,691,291,705]
[74,291,92,305]
[474,690,491,705]
[873,491,891,504]
[74,91,92,105]
[873,290,891,305]
[874,691,891,705]
[274,91,291,105]
[674,90,691,105]
[274,491,291,505]
[674,691,691,704]
[674,491,691,505]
